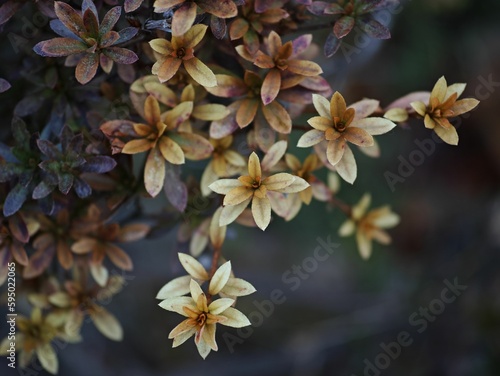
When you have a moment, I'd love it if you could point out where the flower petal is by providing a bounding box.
[352,117,396,135]
[208,297,235,314]
[450,98,479,116]
[224,186,254,206]
[248,152,261,180]
[179,253,209,280]
[220,198,251,226]
[158,296,197,316]
[183,57,217,87]
[297,129,325,147]
[330,91,346,119]
[144,147,166,197]
[344,127,374,147]
[36,343,58,374]
[219,307,251,328]
[156,275,192,299]
[220,277,256,297]
[312,94,331,119]
[90,307,123,341]
[209,179,242,194]
[430,76,447,103]
[326,138,346,166]
[356,230,372,260]
[262,100,292,134]
[433,124,458,145]
[335,144,357,184]
[251,196,271,230]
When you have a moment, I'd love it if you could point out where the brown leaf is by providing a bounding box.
[171,2,197,36]
[261,69,281,105]
[183,57,217,87]
[197,0,238,18]
[105,243,133,271]
[169,132,214,160]
[75,53,99,84]
[262,101,292,134]
[236,98,259,127]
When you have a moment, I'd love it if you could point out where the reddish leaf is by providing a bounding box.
[75,53,99,84]
[362,19,391,39]
[334,16,355,39]
[103,47,138,64]
[34,38,87,57]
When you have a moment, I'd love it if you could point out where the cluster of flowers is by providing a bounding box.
[0,0,479,371]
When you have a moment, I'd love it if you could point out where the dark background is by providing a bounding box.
[1,0,500,375]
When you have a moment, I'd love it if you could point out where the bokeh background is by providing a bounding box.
[1,0,500,375]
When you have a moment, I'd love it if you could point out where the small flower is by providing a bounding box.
[149,24,217,87]
[209,152,309,230]
[237,31,323,105]
[338,193,400,260]
[101,95,213,197]
[298,92,396,184]
[410,76,479,145]
[0,307,77,374]
[33,1,139,84]
[159,279,251,359]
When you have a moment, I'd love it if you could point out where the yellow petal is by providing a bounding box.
[338,219,355,237]
[248,152,261,180]
[433,124,458,145]
[209,207,226,250]
[192,104,230,121]
[352,117,396,135]
[223,186,254,206]
[430,76,447,103]
[384,108,408,122]
[424,114,437,129]
[156,275,192,299]
[312,94,331,119]
[251,195,271,230]
[209,179,242,194]
[183,24,208,49]
[308,116,332,131]
[450,98,479,116]
[356,230,372,260]
[326,138,346,166]
[149,38,173,55]
[330,91,346,119]
[220,198,252,226]
[179,253,209,280]
[183,57,217,87]
[208,261,234,296]
[157,56,182,83]
[121,138,153,154]
[297,129,325,147]
[158,136,185,164]
[36,344,58,374]
[218,307,251,328]
[208,297,234,315]
[410,101,427,117]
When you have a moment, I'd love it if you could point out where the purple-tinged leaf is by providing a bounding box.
[37,139,61,159]
[75,52,99,84]
[0,142,18,163]
[34,38,87,57]
[0,0,23,26]
[100,31,120,48]
[299,76,332,93]
[73,178,92,198]
[0,78,11,93]
[324,32,341,57]
[83,8,99,37]
[116,27,138,44]
[292,34,312,56]
[210,15,226,39]
[3,183,29,217]
[100,6,122,36]
[125,0,143,13]
[54,1,86,38]
[100,53,114,73]
[50,19,80,39]
[59,126,73,151]
[8,213,29,243]
[23,244,55,279]
[81,156,117,173]
[334,16,354,39]
[58,173,74,194]
[14,95,45,117]
[324,2,345,14]
[362,19,390,39]
[164,163,188,212]
[82,0,99,18]
[385,91,430,111]
[68,133,84,154]
[103,47,138,64]
[33,180,55,200]
[307,1,330,16]
[11,117,30,146]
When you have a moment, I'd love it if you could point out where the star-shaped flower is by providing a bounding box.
[159,278,251,359]
[149,24,217,87]
[338,193,400,260]
[209,152,310,230]
[410,76,479,145]
[298,92,396,183]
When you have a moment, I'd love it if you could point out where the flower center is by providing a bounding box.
[276,59,287,70]
[251,177,261,189]
[197,313,207,327]
[176,47,186,59]
[334,121,347,132]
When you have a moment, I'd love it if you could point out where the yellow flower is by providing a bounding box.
[411,76,479,145]
[150,24,217,87]
[0,307,78,374]
[298,92,396,183]
[159,279,251,359]
[339,194,400,260]
[209,152,310,230]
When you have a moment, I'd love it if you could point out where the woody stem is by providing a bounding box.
[329,195,352,217]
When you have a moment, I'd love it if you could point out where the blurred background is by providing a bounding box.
[1,0,500,375]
